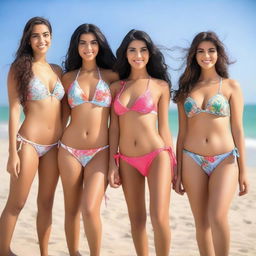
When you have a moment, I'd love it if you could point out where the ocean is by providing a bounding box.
[0,104,255,139]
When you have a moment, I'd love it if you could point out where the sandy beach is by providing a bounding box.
[0,137,255,256]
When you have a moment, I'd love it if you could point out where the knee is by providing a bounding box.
[81,205,99,220]
[209,212,227,228]
[129,212,147,230]
[8,200,26,216]
[37,196,54,212]
[150,209,169,228]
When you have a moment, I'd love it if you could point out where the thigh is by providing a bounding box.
[38,146,59,199]
[208,154,239,216]
[147,151,172,213]
[182,152,209,221]
[82,148,109,209]
[58,147,83,209]
[120,160,146,216]
[7,143,39,205]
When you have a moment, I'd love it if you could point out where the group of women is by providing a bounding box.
[0,16,248,256]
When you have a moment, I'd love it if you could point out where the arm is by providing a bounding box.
[229,80,248,196]
[60,72,72,130]
[7,67,21,178]
[157,82,173,148]
[108,82,121,188]
[174,102,187,195]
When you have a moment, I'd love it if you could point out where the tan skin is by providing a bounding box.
[0,24,63,256]
[108,40,175,256]
[175,41,249,256]
[58,32,118,256]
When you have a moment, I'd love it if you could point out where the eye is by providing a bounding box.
[141,48,148,52]
[91,40,98,45]
[197,49,204,53]
[79,41,86,45]
[128,48,135,52]
[43,33,50,38]
[209,49,216,53]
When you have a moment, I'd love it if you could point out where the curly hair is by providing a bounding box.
[173,31,231,103]
[63,24,116,72]
[114,29,172,91]
[12,17,52,105]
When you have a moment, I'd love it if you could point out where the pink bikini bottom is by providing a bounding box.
[114,147,177,177]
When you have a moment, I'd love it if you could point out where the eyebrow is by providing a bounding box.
[128,46,148,50]
[31,31,50,36]
[197,47,216,50]
[79,39,98,43]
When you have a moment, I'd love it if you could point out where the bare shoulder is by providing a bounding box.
[109,79,122,91]
[151,78,170,92]
[224,78,242,93]
[100,68,119,84]
[50,63,63,77]
[62,70,77,90]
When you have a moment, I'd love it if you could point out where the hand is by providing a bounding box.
[174,174,185,195]
[238,171,249,196]
[108,165,121,188]
[7,152,20,178]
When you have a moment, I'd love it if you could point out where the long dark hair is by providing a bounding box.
[114,29,172,90]
[64,24,116,72]
[173,31,231,103]
[12,17,52,105]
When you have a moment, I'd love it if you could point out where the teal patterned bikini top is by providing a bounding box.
[184,78,230,118]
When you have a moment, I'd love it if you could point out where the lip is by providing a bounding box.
[202,60,211,64]
[134,60,144,63]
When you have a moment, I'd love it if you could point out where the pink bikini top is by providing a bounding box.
[113,78,157,116]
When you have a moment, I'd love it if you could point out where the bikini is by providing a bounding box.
[17,71,65,157]
[113,78,177,177]
[59,68,111,167]
[183,78,239,175]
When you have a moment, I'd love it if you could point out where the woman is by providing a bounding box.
[58,24,118,256]
[174,31,249,256]
[0,17,64,256]
[108,29,176,256]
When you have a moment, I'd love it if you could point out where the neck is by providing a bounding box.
[129,68,149,80]
[81,60,98,72]
[199,68,219,81]
[33,54,47,64]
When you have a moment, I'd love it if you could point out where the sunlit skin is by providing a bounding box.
[0,23,62,256]
[58,32,118,256]
[175,40,249,256]
[108,39,175,256]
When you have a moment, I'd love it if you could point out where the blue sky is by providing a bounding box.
[0,0,255,104]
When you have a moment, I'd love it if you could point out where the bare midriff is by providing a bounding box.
[184,113,235,155]
[19,97,62,144]
[118,112,165,156]
[61,103,109,149]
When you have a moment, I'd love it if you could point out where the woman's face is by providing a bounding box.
[78,33,99,61]
[196,41,218,70]
[126,40,149,69]
[30,24,51,55]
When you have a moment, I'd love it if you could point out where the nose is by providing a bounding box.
[136,50,142,58]
[38,35,44,42]
[86,43,92,50]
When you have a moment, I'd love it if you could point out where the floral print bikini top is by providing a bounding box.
[184,78,230,118]
[68,68,111,108]
[27,74,64,101]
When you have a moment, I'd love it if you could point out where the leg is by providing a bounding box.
[182,153,215,256]
[37,146,59,256]
[208,154,239,256]
[0,144,39,256]
[147,150,171,256]
[58,146,83,256]
[81,148,108,256]
[120,159,148,256]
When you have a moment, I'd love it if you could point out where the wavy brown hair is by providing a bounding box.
[173,31,231,103]
[12,17,52,105]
